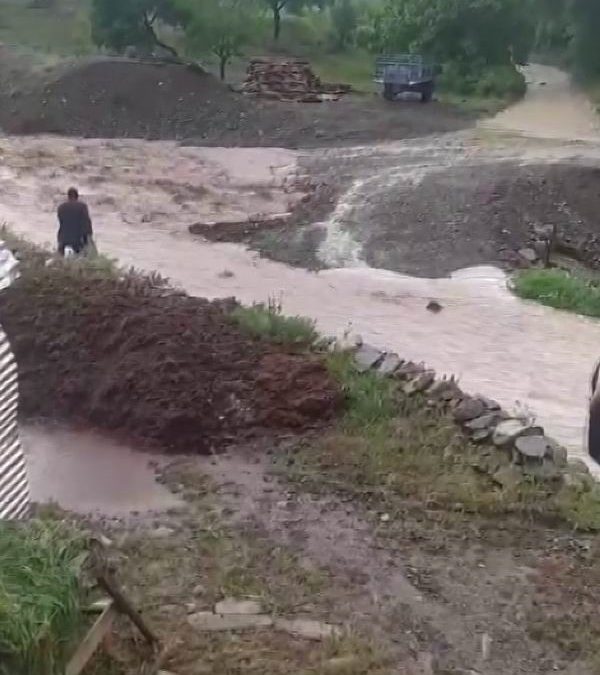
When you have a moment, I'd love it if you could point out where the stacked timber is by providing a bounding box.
[241,58,350,102]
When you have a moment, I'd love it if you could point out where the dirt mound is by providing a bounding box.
[348,162,600,277]
[0,56,471,147]
[0,254,341,453]
[4,58,261,142]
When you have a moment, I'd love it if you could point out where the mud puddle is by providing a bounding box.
[22,425,181,516]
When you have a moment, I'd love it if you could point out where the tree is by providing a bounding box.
[91,0,181,55]
[569,0,600,77]
[262,0,291,40]
[329,0,357,50]
[360,0,534,69]
[182,0,255,79]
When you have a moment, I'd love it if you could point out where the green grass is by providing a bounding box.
[231,297,318,346]
[0,520,87,675]
[310,50,375,93]
[512,268,600,318]
[0,0,92,56]
[280,352,600,530]
[326,352,397,430]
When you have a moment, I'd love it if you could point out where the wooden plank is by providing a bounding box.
[65,601,118,675]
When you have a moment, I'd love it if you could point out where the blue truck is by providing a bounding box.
[375,54,436,103]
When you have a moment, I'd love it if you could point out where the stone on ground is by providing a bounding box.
[453,398,485,423]
[377,352,402,376]
[354,345,384,373]
[518,247,538,264]
[275,618,340,640]
[403,371,435,395]
[492,419,529,446]
[465,413,500,432]
[188,611,272,631]
[215,598,263,615]
[514,435,549,459]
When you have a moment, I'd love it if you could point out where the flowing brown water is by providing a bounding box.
[3,64,600,486]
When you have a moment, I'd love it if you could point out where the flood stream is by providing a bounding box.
[4,64,600,513]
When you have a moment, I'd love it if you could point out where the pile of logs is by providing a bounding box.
[241,58,351,102]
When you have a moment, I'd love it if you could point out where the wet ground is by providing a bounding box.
[2,64,600,484]
[22,425,181,516]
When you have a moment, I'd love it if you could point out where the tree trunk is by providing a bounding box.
[143,12,179,58]
[220,57,226,81]
[273,6,281,40]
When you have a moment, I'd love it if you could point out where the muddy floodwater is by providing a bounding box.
[22,425,181,516]
[4,64,600,484]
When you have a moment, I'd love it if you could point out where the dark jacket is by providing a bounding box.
[57,200,93,245]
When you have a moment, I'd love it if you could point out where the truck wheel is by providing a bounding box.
[421,87,433,103]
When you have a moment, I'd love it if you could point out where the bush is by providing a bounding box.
[0,521,87,675]
[511,268,600,318]
[231,297,318,346]
[439,62,526,100]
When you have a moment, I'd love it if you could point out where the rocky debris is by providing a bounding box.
[549,441,568,468]
[403,371,435,396]
[354,345,384,373]
[214,598,263,615]
[427,378,463,405]
[333,331,363,352]
[426,300,443,313]
[344,332,587,490]
[396,361,427,380]
[242,58,350,103]
[453,398,485,423]
[188,611,272,631]
[492,419,535,447]
[478,395,501,411]
[514,435,550,459]
[376,352,403,377]
[189,214,290,243]
[518,247,538,264]
[465,413,501,432]
[471,428,492,443]
[274,618,340,641]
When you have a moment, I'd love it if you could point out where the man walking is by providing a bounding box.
[57,187,93,256]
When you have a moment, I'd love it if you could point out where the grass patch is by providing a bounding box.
[0,520,87,675]
[512,268,600,318]
[326,352,397,430]
[282,352,600,530]
[231,297,318,347]
[0,0,92,56]
[310,50,375,93]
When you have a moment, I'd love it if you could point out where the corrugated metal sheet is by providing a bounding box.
[0,241,29,520]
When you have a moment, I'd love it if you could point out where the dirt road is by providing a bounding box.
[4,65,600,472]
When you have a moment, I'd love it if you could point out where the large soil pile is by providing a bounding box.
[0,56,470,147]
[352,162,600,277]
[0,252,341,453]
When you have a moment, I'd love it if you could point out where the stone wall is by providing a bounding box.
[336,336,594,491]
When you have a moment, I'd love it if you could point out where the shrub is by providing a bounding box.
[231,297,318,346]
[0,520,87,675]
[512,268,600,318]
